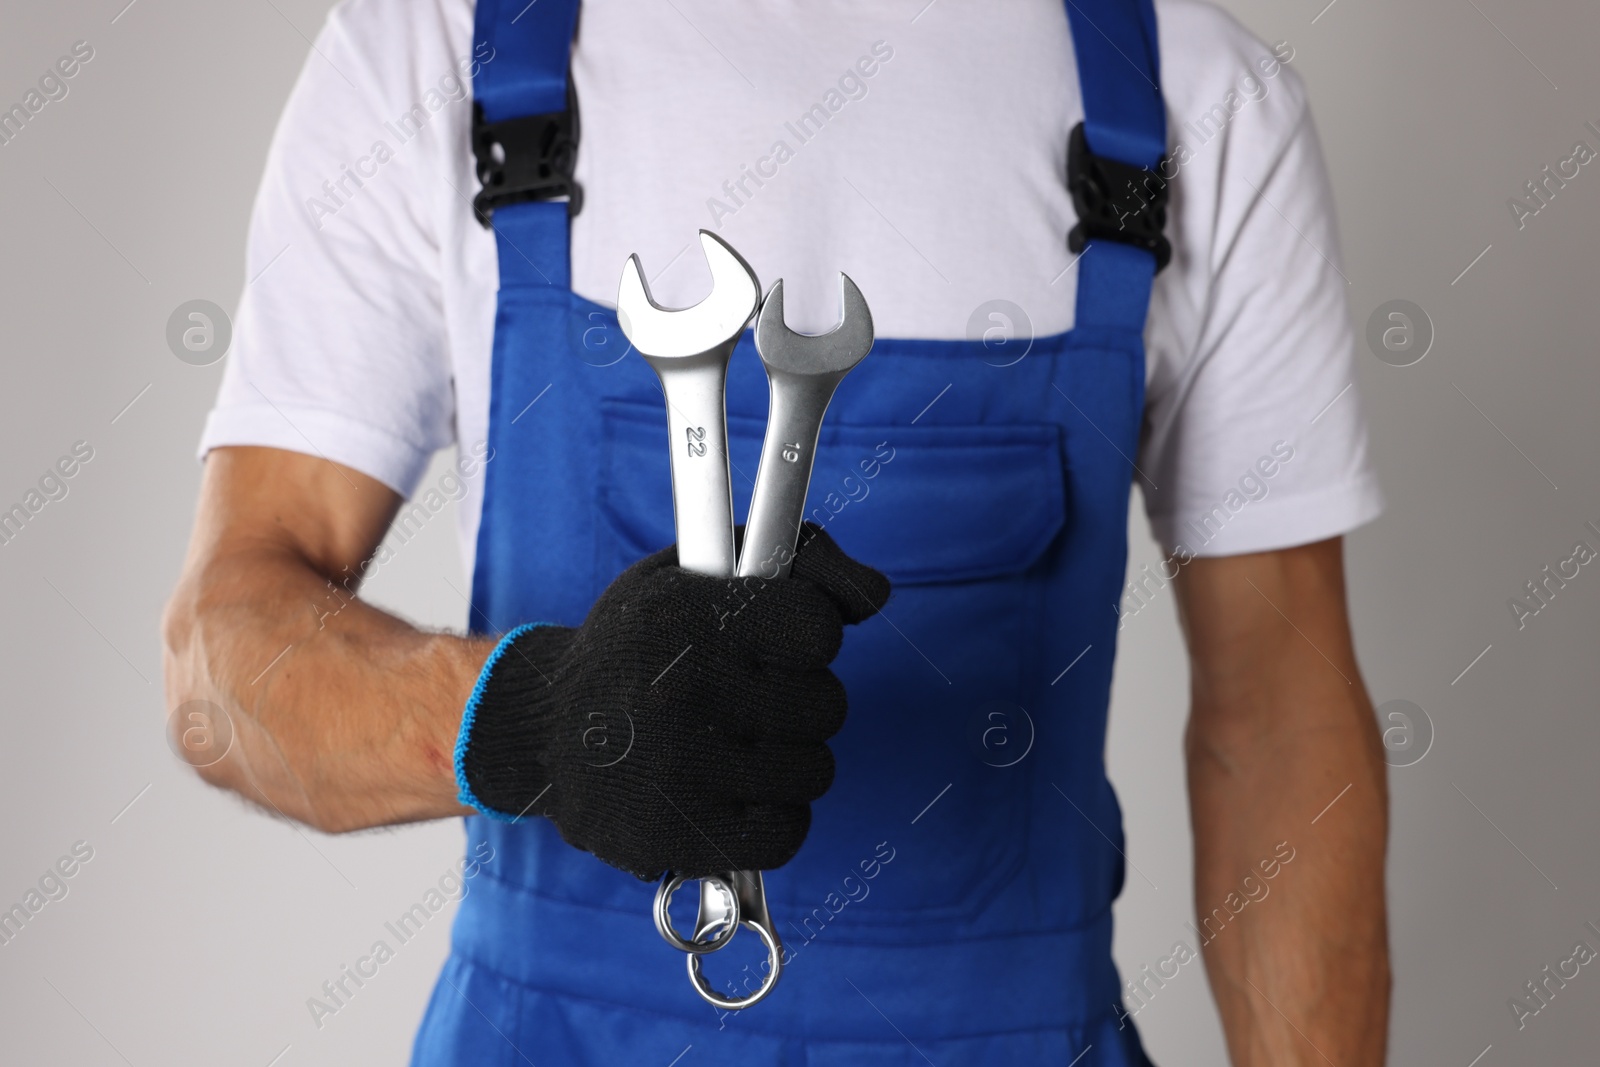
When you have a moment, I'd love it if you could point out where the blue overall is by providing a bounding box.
[415,1,1166,1062]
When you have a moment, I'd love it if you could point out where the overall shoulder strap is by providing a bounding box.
[471,0,583,289]
[1063,0,1168,332]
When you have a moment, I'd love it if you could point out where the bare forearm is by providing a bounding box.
[162,448,494,832]
[164,544,490,830]
[162,541,488,828]
[1177,540,1390,1065]
[1188,686,1389,1064]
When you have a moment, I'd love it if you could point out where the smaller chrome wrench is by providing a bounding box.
[678,273,876,1010]
[740,275,875,581]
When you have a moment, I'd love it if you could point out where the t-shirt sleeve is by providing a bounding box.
[199,2,455,497]
[1139,54,1383,558]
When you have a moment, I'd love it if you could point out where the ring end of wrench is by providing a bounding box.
[655,872,738,955]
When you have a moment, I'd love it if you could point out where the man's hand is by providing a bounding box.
[1175,537,1390,1066]
[162,446,491,831]
[456,525,890,880]
[163,447,890,872]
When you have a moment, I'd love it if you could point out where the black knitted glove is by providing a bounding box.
[455,524,890,881]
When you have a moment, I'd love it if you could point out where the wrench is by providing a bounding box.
[739,275,874,582]
[617,235,875,1010]
[617,229,758,578]
[676,273,875,1010]
[617,231,760,969]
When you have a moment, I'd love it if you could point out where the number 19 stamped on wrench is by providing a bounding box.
[616,230,874,1010]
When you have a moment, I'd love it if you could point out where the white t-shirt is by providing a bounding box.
[201,0,1381,573]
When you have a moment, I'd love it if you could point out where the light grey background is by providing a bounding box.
[1,0,1596,1064]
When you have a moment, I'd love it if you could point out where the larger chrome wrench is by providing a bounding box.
[616,231,771,995]
[617,230,757,577]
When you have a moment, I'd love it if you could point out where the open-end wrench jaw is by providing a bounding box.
[617,230,761,361]
[753,275,875,378]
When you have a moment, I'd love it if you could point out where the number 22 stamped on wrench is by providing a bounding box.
[616,230,874,1010]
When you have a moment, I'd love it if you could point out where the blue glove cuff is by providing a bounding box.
[454,622,546,819]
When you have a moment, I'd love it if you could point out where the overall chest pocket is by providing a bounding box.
[596,398,1069,933]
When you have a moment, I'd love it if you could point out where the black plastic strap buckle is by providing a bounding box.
[1066,122,1171,273]
[472,85,581,226]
